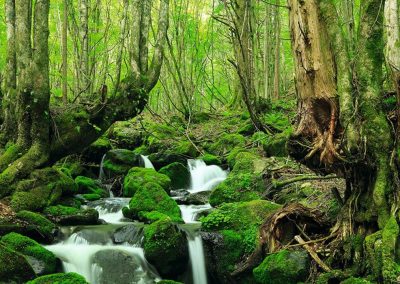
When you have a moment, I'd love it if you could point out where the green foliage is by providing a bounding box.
[75,176,108,197]
[123,167,171,196]
[1,232,57,275]
[27,273,89,284]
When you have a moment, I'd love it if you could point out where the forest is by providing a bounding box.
[0,0,399,283]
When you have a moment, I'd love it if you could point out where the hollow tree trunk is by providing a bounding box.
[288,0,399,281]
[0,0,170,198]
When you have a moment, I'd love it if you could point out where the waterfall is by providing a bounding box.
[140,155,155,169]
[179,204,211,284]
[92,198,130,224]
[187,159,227,193]
[98,154,106,180]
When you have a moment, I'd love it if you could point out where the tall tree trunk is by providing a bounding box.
[287,0,400,281]
[272,1,280,100]
[0,0,170,198]
[79,0,89,95]
[62,0,68,104]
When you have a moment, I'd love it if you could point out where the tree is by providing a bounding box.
[288,0,400,280]
[0,0,169,198]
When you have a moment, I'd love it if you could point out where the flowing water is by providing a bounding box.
[140,155,155,169]
[46,157,226,284]
[187,159,228,193]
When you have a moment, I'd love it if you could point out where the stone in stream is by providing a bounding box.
[70,229,111,245]
[92,250,156,284]
[112,224,143,245]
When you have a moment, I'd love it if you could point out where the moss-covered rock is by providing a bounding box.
[207,133,246,156]
[11,168,77,212]
[340,277,372,284]
[263,131,290,157]
[44,205,99,226]
[158,281,183,284]
[210,152,267,206]
[123,182,182,223]
[148,140,199,169]
[107,120,144,149]
[102,149,141,178]
[26,272,89,284]
[82,136,112,164]
[201,153,222,166]
[14,211,56,242]
[0,243,35,282]
[1,233,57,275]
[55,159,86,179]
[201,200,281,282]
[253,249,310,284]
[159,162,190,189]
[143,217,188,278]
[123,167,172,196]
[75,176,108,198]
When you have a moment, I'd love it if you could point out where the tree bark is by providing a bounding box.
[62,0,68,104]
[0,0,170,197]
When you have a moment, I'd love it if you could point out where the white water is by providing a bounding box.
[46,241,152,284]
[93,198,130,224]
[140,155,155,169]
[188,159,227,193]
[98,154,106,180]
[179,204,211,284]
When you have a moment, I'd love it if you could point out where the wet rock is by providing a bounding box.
[159,162,190,190]
[27,272,88,284]
[44,206,99,226]
[179,191,211,205]
[0,243,36,283]
[70,229,111,245]
[143,217,189,278]
[123,167,171,197]
[1,233,58,276]
[102,149,141,179]
[112,224,143,245]
[92,249,157,284]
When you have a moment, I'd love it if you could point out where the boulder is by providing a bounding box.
[143,217,188,278]
[43,205,99,226]
[148,141,198,169]
[102,149,141,179]
[253,249,310,284]
[207,133,246,156]
[0,243,36,283]
[112,224,143,245]
[123,182,182,223]
[123,167,171,197]
[1,232,57,276]
[10,168,77,212]
[159,162,190,189]
[75,176,108,201]
[26,272,88,284]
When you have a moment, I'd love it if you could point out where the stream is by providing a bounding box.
[45,156,227,284]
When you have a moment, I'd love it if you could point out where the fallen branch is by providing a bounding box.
[294,235,331,272]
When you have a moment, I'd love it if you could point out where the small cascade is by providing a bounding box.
[187,159,227,193]
[98,154,106,180]
[179,204,211,284]
[90,198,130,224]
[140,155,155,169]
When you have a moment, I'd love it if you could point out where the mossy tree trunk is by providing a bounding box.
[288,0,400,281]
[0,0,169,198]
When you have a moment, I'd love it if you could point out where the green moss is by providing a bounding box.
[201,153,222,165]
[226,147,252,168]
[123,167,171,196]
[123,182,182,223]
[158,281,183,284]
[16,211,56,237]
[263,131,290,157]
[27,272,89,284]
[11,168,77,212]
[0,243,35,282]
[55,161,85,179]
[210,152,267,206]
[1,232,57,275]
[102,149,141,178]
[201,200,280,276]
[43,205,79,216]
[143,217,188,277]
[253,250,310,284]
[315,270,347,284]
[81,193,102,201]
[208,133,246,156]
[75,176,108,197]
[381,217,400,282]
[341,277,372,284]
[159,162,190,189]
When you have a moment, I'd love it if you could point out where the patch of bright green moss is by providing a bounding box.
[26,272,89,284]
[123,167,171,196]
